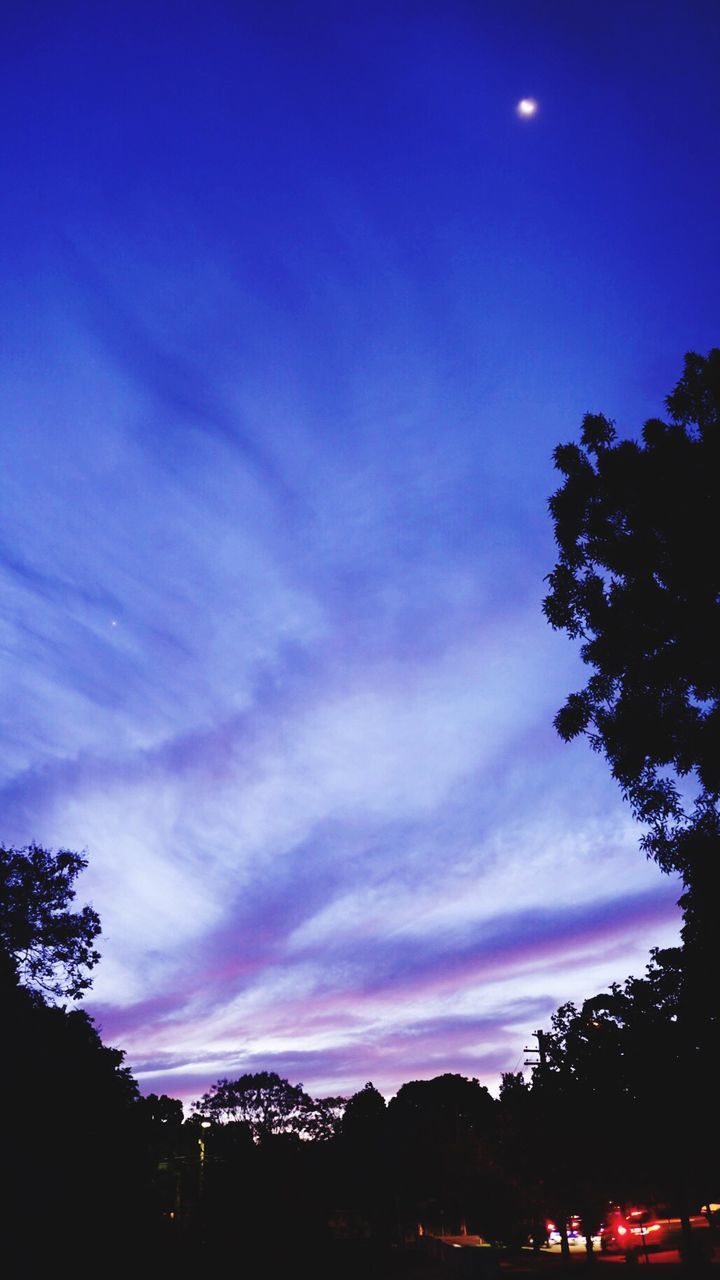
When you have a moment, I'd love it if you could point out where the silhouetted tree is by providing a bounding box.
[2,977,150,1267]
[133,1091,187,1231]
[542,349,720,1224]
[388,1074,497,1240]
[136,1090,185,1129]
[192,1070,345,1142]
[0,842,101,1000]
[335,1083,393,1248]
[186,1079,348,1272]
[496,1072,549,1249]
[341,1080,388,1146]
[0,845,174,1267]
[530,945,715,1258]
[303,1092,348,1141]
[543,349,719,909]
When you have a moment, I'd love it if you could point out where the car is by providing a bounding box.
[599,1204,713,1259]
[599,1206,630,1253]
[546,1216,585,1247]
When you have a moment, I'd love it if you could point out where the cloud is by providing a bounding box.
[2,525,682,1099]
[2,15,700,1111]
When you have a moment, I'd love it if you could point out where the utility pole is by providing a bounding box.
[524,1029,548,1072]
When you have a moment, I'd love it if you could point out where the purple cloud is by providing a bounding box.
[4,0,713,1114]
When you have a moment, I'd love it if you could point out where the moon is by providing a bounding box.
[516,98,538,118]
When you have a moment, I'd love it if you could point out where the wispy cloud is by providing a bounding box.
[4,0,709,1111]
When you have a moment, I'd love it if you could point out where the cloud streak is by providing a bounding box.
[4,0,713,1112]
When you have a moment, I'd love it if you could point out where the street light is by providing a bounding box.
[198,1121,211,1155]
[198,1121,211,1192]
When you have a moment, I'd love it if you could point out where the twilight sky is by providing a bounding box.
[2,0,719,1110]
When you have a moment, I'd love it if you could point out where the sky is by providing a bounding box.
[2,0,719,1111]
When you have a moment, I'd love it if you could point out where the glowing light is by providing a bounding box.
[517,98,538,118]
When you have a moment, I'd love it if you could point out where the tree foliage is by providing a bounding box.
[2,974,149,1266]
[388,1074,498,1240]
[542,349,719,884]
[0,842,101,1000]
[340,1080,387,1141]
[135,1090,185,1130]
[192,1070,346,1143]
[543,349,720,1158]
[389,1072,495,1140]
[526,945,715,1225]
[0,843,188,1266]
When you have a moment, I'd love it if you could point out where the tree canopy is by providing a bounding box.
[543,349,720,954]
[0,842,101,1000]
[542,349,720,1150]
[192,1070,346,1143]
[526,945,716,1228]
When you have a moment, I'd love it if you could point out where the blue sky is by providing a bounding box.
[2,0,718,1107]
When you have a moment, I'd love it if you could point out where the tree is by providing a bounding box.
[531,947,712,1238]
[0,844,171,1268]
[543,349,719,885]
[340,1081,388,1144]
[388,1074,497,1239]
[135,1090,185,1130]
[542,351,720,1250]
[336,1084,392,1247]
[496,1072,549,1249]
[0,842,101,1000]
[2,977,148,1267]
[188,1074,349,1269]
[191,1070,343,1143]
[542,351,719,1033]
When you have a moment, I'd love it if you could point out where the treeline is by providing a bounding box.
[153,942,716,1270]
[2,842,713,1272]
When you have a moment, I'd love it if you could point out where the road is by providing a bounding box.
[414,1236,720,1277]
